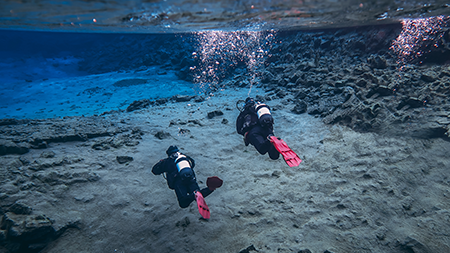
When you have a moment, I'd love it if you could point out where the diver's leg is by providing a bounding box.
[200,187,213,198]
[249,125,276,155]
[173,181,195,208]
[268,144,280,160]
[248,127,271,155]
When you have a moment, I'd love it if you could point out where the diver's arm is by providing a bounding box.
[152,159,168,175]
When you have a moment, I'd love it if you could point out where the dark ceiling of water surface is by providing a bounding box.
[1,0,450,33]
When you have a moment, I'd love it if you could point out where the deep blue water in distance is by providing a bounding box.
[0,30,195,119]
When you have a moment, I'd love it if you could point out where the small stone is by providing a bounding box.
[178,128,190,134]
[239,245,257,253]
[40,151,56,158]
[126,99,152,112]
[420,74,436,83]
[175,217,190,228]
[172,95,193,102]
[292,101,307,114]
[116,156,133,164]
[367,55,387,69]
[272,171,281,178]
[207,110,224,119]
[194,96,205,102]
[154,131,171,140]
[9,202,32,215]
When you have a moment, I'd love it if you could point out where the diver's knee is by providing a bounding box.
[178,200,190,208]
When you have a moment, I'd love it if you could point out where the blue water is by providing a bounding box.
[0,30,197,119]
[0,28,280,119]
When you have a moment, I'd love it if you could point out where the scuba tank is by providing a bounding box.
[173,152,195,181]
[255,102,271,119]
[254,102,273,127]
[174,152,191,172]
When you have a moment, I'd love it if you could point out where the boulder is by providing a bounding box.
[0,140,29,156]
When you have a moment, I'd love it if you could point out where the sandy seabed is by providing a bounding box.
[1,86,450,253]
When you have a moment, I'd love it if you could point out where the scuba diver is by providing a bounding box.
[236,97,302,167]
[152,145,223,219]
[236,97,280,160]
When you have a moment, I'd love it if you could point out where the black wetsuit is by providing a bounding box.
[152,154,213,208]
[236,102,280,160]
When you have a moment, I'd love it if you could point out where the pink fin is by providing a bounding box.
[269,136,302,167]
[195,191,210,219]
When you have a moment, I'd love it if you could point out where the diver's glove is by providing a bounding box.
[244,132,250,146]
[207,176,223,191]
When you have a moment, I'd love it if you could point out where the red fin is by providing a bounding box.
[194,191,210,219]
[269,136,302,167]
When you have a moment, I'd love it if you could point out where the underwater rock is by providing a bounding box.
[238,244,257,253]
[154,131,171,139]
[0,119,29,126]
[194,96,206,103]
[261,71,275,84]
[420,73,436,83]
[0,117,126,153]
[275,89,287,98]
[366,86,392,98]
[397,97,424,110]
[155,98,169,105]
[0,140,29,156]
[92,134,140,150]
[292,100,308,114]
[169,119,203,127]
[27,156,83,171]
[92,140,110,150]
[178,128,190,135]
[32,140,48,149]
[39,151,56,158]
[294,90,308,99]
[0,212,80,253]
[32,169,100,186]
[207,110,224,119]
[175,66,191,81]
[175,217,190,228]
[8,203,32,215]
[307,102,332,116]
[396,236,431,253]
[172,95,194,102]
[126,99,152,112]
[0,213,55,253]
[121,136,141,147]
[367,55,387,69]
[409,123,448,139]
[113,78,148,87]
[116,156,133,164]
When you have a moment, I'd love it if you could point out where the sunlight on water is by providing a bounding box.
[390,15,449,64]
[191,29,276,95]
[389,15,449,96]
